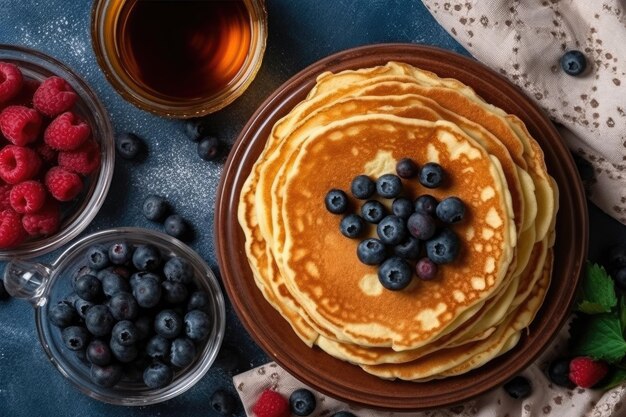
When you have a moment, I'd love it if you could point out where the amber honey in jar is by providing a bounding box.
[91,0,267,118]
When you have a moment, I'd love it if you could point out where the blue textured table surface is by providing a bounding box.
[0,1,624,416]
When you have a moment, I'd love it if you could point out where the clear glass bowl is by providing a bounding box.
[0,44,115,260]
[3,227,226,405]
[90,0,268,118]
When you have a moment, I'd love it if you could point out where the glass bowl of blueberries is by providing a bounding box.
[3,227,225,405]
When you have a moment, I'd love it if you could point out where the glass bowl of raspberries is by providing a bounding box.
[0,44,114,259]
[3,227,226,405]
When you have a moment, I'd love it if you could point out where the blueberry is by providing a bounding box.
[62,326,90,351]
[101,271,131,298]
[112,265,132,279]
[74,298,95,319]
[187,291,211,314]
[393,237,421,260]
[49,301,78,327]
[90,364,123,387]
[419,163,444,188]
[407,212,436,240]
[85,305,115,337]
[132,275,162,308]
[350,175,375,199]
[361,200,386,224]
[548,358,574,388]
[170,338,196,368]
[185,118,210,141]
[614,268,626,292]
[416,257,438,280]
[112,320,139,346]
[142,195,170,222]
[290,388,316,416]
[324,189,348,214]
[197,136,222,161]
[396,158,418,178]
[376,174,402,198]
[87,339,112,366]
[356,238,387,265]
[210,389,237,415]
[184,310,211,341]
[163,257,194,284]
[426,229,461,264]
[331,412,357,417]
[154,309,183,339]
[134,315,153,341]
[130,271,162,288]
[503,376,532,399]
[108,241,132,265]
[110,338,138,363]
[377,215,407,245]
[392,198,413,219]
[414,195,438,215]
[85,245,110,270]
[74,274,102,302]
[162,281,189,304]
[132,244,162,271]
[560,50,587,76]
[340,214,365,239]
[0,279,9,300]
[143,361,174,389]
[115,132,144,160]
[378,257,413,291]
[146,335,171,361]
[436,196,466,224]
[164,214,189,240]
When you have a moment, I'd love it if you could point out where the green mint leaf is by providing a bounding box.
[598,368,626,390]
[576,262,617,314]
[572,314,626,363]
[620,295,626,335]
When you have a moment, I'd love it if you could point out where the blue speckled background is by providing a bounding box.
[0,1,624,416]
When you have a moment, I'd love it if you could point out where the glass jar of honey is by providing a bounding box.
[91,0,267,118]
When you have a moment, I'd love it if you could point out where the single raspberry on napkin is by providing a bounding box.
[33,76,77,117]
[0,145,41,184]
[58,139,101,175]
[45,166,82,202]
[0,105,43,146]
[9,180,46,214]
[22,199,60,236]
[569,357,609,388]
[44,111,90,151]
[0,208,25,248]
[252,389,290,417]
[0,62,23,103]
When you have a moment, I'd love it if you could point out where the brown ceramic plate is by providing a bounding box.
[215,44,588,411]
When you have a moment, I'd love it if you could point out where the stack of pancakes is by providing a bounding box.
[238,62,558,381]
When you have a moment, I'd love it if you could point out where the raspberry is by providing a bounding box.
[569,357,609,388]
[0,209,25,248]
[0,145,42,184]
[0,105,43,146]
[252,390,290,417]
[0,62,23,103]
[9,180,46,214]
[4,78,40,109]
[33,76,77,117]
[58,140,101,175]
[44,111,90,151]
[45,166,83,201]
[0,183,11,210]
[35,142,58,165]
[22,199,60,236]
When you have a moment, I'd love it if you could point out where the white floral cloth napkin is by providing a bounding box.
[422,0,625,224]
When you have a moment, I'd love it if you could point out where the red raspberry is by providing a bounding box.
[33,76,77,117]
[0,209,25,248]
[0,183,11,210]
[569,357,609,388]
[0,62,23,103]
[45,166,82,201]
[44,111,90,151]
[0,145,42,184]
[58,140,101,175]
[9,180,46,214]
[252,390,290,417]
[3,78,40,109]
[0,105,43,146]
[35,142,58,165]
[22,199,60,236]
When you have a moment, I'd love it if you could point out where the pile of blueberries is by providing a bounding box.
[324,158,465,291]
[48,242,213,389]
